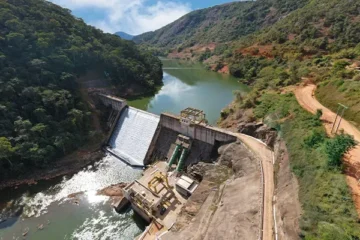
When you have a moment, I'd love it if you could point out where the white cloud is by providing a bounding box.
[49,0,191,35]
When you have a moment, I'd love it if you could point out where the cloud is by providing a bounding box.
[49,0,191,35]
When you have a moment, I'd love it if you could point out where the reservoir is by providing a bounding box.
[0,59,247,239]
[129,59,249,124]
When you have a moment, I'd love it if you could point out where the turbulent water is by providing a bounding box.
[0,155,143,240]
[0,59,248,240]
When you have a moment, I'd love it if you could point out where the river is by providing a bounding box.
[0,59,248,240]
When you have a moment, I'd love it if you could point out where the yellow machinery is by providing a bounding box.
[148,172,172,194]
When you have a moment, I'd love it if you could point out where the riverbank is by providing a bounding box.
[0,148,105,191]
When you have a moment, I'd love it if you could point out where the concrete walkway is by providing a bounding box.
[237,134,275,240]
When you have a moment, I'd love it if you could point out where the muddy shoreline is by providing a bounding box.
[0,149,105,191]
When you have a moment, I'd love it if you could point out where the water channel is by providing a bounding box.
[0,59,248,240]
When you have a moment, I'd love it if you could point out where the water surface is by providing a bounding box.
[129,59,248,124]
[0,156,144,240]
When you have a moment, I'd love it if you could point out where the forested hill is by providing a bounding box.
[0,0,162,178]
[115,31,134,40]
[133,0,309,49]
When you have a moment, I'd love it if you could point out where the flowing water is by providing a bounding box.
[108,107,160,166]
[0,59,248,240]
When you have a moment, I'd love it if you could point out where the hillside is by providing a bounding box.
[135,0,360,239]
[134,0,309,49]
[225,0,360,113]
[0,0,162,179]
[115,31,134,40]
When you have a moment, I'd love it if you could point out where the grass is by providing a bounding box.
[254,92,360,239]
[316,80,360,128]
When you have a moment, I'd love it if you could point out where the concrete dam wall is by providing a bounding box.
[98,94,127,111]
[108,107,160,167]
[100,94,237,167]
[159,113,237,145]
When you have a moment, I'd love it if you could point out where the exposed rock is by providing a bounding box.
[273,138,301,240]
[163,138,261,240]
[255,125,277,148]
[237,122,277,148]
[68,191,84,198]
[237,122,263,136]
[97,183,127,197]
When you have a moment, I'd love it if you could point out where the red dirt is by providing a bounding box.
[218,65,229,74]
[295,84,360,216]
[167,43,218,60]
[237,44,274,59]
[352,16,360,23]
[288,34,297,41]
[314,19,331,37]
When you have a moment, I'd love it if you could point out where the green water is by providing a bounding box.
[129,59,249,124]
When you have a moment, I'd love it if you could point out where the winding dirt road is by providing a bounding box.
[295,84,360,215]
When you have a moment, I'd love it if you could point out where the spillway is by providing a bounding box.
[108,107,160,166]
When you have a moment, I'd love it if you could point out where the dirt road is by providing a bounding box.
[295,84,360,215]
[237,134,275,240]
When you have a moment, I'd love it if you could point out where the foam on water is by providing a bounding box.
[108,107,160,166]
[71,209,142,240]
[6,154,142,219]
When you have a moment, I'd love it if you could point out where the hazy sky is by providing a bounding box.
[49,0,240,35]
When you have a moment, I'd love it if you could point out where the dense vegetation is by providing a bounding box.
[0,0,162,178]
[253,93,359,239]
[134,0,308,50]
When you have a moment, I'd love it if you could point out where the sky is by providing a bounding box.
[49,0,239,35]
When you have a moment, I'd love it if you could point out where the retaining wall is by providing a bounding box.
[98,93,127,111]
[160,113,237,145]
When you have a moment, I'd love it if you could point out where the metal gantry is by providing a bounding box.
[331,103,348,134]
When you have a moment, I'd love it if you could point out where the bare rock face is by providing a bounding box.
[237,122,263,135]
[237,122,277,148]
[255,125,277,147]
[164,139,262,240]
[97,183,127,197]
[188,142,257,181]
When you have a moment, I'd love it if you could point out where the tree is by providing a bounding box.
[325,134,356,168]
[0,137,14,167]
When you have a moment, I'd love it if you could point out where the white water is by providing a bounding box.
[108,107,160,166]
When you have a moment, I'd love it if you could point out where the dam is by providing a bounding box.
[99,94,237,168]
[108,107,160,167]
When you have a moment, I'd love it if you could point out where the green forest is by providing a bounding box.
[0,0,162,178]
[134,0,309,50]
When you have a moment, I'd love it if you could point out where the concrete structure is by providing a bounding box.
[123,162,189,229]
[98,93,127,111]
[175,175,198,197]
[108,107,160,167]
[160,113,237,145]
[99,93,237,168]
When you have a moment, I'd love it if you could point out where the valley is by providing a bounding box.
[1,0,360,239]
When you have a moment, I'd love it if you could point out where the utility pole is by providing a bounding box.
[331,103,348,134]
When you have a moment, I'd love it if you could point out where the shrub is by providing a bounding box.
[325,134,356,168]
[304,129,326,148]
[332,60,350,73]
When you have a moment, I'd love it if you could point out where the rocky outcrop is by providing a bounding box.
[237,122,277,148]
